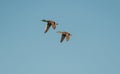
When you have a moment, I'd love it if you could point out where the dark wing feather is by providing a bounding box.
[60,34,66,43]
[44,24,51,33]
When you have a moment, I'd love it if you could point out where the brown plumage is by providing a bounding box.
[57,31,71,43]
[41,20,58,33]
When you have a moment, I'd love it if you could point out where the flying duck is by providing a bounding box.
[41,19,58,33]
[57,31,71,43]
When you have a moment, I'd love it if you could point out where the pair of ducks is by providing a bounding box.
[41,19,71,43]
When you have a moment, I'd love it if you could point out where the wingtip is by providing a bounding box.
[44,31,47,33]
[56,23,58,25]
[60,41,63,43]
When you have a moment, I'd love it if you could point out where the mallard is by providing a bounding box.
[57,31,71,43]
[41,19,58,33]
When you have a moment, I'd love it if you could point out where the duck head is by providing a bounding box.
[41,19,48,22]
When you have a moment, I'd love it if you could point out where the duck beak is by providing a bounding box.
[40,20,43,22]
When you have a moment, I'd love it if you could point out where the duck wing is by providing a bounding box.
[60,34,66,43]
[51,22,56,29]
[44,24,51,33]
[66,34,70,41]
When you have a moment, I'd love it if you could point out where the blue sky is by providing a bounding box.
[0,0,120,74]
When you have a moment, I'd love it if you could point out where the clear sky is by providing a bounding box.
[0,0,120,74]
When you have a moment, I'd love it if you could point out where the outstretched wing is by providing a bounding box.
[60,34,66,43]
[51,22,56,29]
[66,34,70,41]
[44,24,51,33]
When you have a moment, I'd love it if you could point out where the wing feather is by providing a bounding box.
[60,34,66,43]
[44,24,51,33]
[51,22,56,29]
[66,34,70,41]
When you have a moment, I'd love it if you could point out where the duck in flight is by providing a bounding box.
[41,19,58,33]
[57,31,71,43]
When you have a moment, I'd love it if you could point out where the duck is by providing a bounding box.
[41,19,58,33]
[57,31,71,43]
